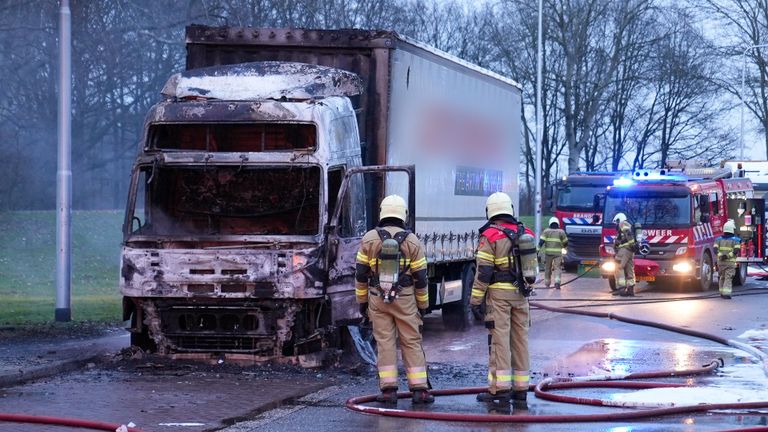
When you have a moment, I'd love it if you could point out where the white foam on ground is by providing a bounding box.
[610,363,768,407]
[739,328,768,340]
[610,385,767,407]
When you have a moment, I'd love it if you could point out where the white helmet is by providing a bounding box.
[548,217,560,227]
[612,213,628,224]
[724,219,735,234]
[486,192,514,219]
[380,194,408,222]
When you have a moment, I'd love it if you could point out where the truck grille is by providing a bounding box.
[166,334,274,353]
[158,304,280,354]
[567,234,602,259]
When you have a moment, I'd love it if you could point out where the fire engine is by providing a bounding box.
[599,166,763,291]
[551,172,624,267]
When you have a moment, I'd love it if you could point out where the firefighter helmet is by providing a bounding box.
[548,217,560,227]
[486,192,515,219]
[612,213,628,224]
[380,194,408,222]
[724,219,735,234]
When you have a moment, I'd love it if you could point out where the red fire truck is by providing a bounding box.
[551,172,624,268]
[599,167,762,291]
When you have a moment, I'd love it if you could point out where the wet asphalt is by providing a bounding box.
[1,273,767,431]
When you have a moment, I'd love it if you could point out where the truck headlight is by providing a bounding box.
[602,261,616,272]
[672,261,693,273]
[675,246,688,256]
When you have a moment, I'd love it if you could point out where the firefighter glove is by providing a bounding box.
[359,302,368,318]
[719,254,728,261]
[470,304,483,321]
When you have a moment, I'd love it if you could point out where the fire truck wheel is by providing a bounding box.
[733,263,748,286]
[607,276,617,292]
[442,263,478,331]
[693,252,714,292]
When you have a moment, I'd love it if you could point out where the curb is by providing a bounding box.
[0,352,105,389]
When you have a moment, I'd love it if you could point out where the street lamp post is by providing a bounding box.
[56,0,72,322]
[534,0,544,243]
[739,43,768,160]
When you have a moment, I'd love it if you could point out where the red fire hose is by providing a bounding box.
[0,413,143,431]
[346,301,768,425]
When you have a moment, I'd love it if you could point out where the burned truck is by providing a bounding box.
[121,26,522,363]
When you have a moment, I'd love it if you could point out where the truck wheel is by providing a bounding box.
[442,263,476,331]
[607,276,617,292]
[130,312,156,352]
[733,263,748,286]
[695,252,714,291]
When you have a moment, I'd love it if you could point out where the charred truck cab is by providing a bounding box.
[599,167,756,291]
[122,64,370,363]
[121,27,522,363]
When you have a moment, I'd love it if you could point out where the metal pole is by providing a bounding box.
[534,0,544,243]
[739,43,768,161]
[55,0,72,322]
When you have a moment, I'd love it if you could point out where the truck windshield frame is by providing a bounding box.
[604,191,692,228]
[557,185,608,211]
[125,163,322,239]
[148,122,317,152]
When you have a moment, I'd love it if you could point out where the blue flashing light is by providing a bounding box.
[631,170,688,182]
[613,177,634,187]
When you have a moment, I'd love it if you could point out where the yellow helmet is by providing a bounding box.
[486,192,514,219]
[380,194,408,222]
[612,212,628,224]
[548,217,560,227]
[724,219,735,234]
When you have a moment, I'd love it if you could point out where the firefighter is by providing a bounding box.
[714,219,740,300]
[539,217,568,289]
[611,212,636,297]
[470,192,531,410]
[355,194,434,405]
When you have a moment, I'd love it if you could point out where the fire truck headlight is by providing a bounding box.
[675,246,688,256]
[602,261,616,272]
[673,261,693,273]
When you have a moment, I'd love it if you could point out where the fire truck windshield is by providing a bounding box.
[557,185,606,211]
[604,193,691,227]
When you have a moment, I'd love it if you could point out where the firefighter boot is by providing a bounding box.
[476,390,511,404]
[512,390,528,410]
[611,286,625,296]
[721,294,732,300]
[554,282,561,290]
[411,389,435,404]
[376,388,398,405]
[620,285,635,297]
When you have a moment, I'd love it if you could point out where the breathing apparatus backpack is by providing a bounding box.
[489,223,538,297]
[375,229,412,303]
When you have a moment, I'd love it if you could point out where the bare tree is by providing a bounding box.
[704,0,768,158]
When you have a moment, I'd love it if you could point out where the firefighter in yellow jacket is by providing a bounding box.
[470,192,531,409]
[355,194,434,405]
[714,219,740,300]
[611,212,636,297]
[539,217,568,289]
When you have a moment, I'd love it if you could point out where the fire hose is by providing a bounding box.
[346,301,768,425]
[0,413,142,431]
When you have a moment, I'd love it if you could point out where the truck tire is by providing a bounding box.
[442,263,476,331]
[733,263,748,286]
[130,312,156,352]
[694,252,714,291]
